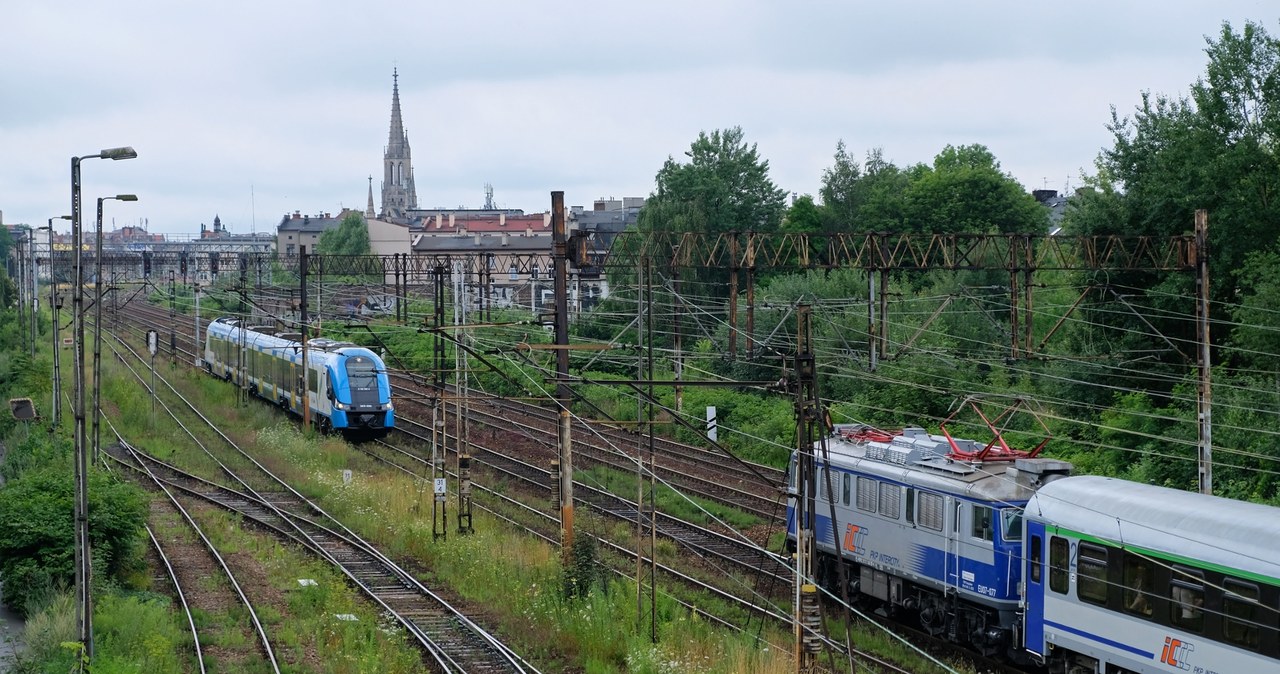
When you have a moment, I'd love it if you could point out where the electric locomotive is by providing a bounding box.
[203,317,394,440]
[787,423,1071,660]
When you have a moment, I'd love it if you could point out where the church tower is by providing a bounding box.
[381,68,417,219]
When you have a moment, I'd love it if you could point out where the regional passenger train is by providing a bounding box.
[203,317,394,440]
[788,424,1280,673]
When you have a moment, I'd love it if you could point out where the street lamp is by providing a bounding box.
[70,146,135,667]
[48,216,71,428]
[92,194,137,465]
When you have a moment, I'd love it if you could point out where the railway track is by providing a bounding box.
[105,440,281,673]
[388,370,788,522]
[101,324,539,673]
[108,290,1012,674]
[115,294,788,526]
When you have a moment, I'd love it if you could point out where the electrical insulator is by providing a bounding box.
[801,584,823,653]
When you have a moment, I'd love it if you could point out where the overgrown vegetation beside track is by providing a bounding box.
[99,318,980,672]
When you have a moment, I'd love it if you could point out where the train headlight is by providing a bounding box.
[386,401,394,411]
[335,401,348,410]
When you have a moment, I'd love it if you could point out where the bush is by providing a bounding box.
[0,463,149,616]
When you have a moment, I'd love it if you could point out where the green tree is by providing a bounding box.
[902,144,1047,235]
[819,144,909,233]
[639,126,788,235]
[1069,20,1280,371]
[317,212,372,256]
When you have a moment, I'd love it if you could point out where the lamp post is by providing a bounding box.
[92,194,138,465]
[48,216,71,428]
[29,226,51,361]
[29,229,41,357]
[70,145,136,667]
[15,234,26,355]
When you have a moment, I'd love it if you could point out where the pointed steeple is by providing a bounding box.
[387,68,405,149]
[366,176,376,219]
[381,68,418,219]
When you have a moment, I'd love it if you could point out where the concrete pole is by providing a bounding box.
[551,191,574,559]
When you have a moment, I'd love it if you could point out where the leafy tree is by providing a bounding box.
[902,144,1047,235]
[639,126,788,236]
[317,212,372,256]
[819,144,910,233]
[1077,20,1280,370]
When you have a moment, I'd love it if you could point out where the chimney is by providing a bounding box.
[474,233,481,245]
[1032,189,1058,204]
[501,232,509,246]
[449,213,456,229]
[293,211,302,220]
[499,213,506,227]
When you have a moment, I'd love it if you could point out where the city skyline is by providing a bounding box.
[2,1,1270,234]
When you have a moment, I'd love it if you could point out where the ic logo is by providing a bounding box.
[1159,636,1194,670]
[843,524,869,556]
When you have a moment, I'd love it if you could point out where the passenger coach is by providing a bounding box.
[1024,476,1280,674]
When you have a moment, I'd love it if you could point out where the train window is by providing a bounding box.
[842,474,851,506]
[856,477,878,512]
[1001,509,1023,541]
[817,468,828,502]
[1223,578,1260,649]
[1122,556,1155,618]
[308,368,318,393]
[971,505,994,542]
[905,487,916,525]
[878,484,901,520]
[1049,536,1068,594]
[917,492,943,531]
[1029,536,1042,584]
[1170,567,1205,632]
[1077,542,1109,605]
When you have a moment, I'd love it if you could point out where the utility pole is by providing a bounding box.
[169,270,176,367]
[194,282,202,367]
[551,191,574,560]
[793,303,822,672]
[1195,209,1213,495]
[16,236,26,356]
[432,263,448,541]
[300,246,311,428]
[49,221,65,428]
[30,231,39,357]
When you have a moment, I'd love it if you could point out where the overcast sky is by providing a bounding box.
[1,2,1271,236]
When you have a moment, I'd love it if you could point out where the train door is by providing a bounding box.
[317,367,331,417]
[1024,521,1046,656]
[944,499,961,588]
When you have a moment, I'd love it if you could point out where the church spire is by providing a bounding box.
[366,175,376,219]
[387,68,405,149]
[381,68,417,219]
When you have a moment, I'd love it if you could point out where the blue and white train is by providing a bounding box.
[203,317,394,440]
[788,424,1280,673]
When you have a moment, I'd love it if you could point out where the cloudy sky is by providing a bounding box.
[1,2,1270,236]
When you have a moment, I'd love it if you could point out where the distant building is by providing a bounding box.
[1033,189,1070,234]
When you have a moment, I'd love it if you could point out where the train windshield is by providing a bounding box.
[1001,508,1024,541]
[345,356,381,406]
